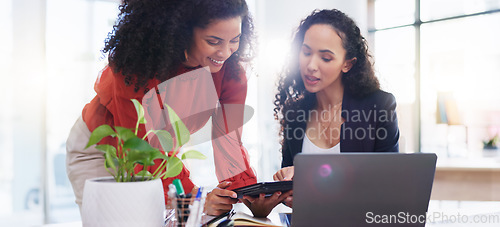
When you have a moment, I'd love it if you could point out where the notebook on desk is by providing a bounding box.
[292,153,437,227]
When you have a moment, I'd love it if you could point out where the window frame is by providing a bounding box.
[368,0,500,153]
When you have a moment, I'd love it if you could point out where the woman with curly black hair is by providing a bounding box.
[271,9,400,207]
[66,0,272,216]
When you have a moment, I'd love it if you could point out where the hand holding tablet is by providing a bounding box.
[232,181,293,199]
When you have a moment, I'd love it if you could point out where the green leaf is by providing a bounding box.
[151,150,169,161]
[181,150,206,160]
[127,149,154,166]
[115,126,137,142]
[136,170,153,178]
[95,144,117,155]
[132,99,147,124]
[151,130,173,152]
[165,104,190,147]
[128,149,165,167]
[163,156,183,178]
[85,125,116,149]
[123,137,159,167]
[123,137,156,152]
[96,144,118,172]
[104,151,119,172]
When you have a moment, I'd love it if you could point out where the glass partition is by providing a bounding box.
[374,0,415,29]
[420,13,500,157]
[371,0,500,157]
[421,0,500,21]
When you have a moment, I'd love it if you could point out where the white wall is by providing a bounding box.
[255,0,367,40]
[11,0,47,214]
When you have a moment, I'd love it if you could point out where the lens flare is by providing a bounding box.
[318,164,332,177]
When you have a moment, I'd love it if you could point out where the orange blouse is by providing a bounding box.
[82,63,257,203]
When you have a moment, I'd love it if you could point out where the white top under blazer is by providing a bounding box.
[302,133,341,153]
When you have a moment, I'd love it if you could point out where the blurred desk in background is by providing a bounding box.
[432,157,500,201]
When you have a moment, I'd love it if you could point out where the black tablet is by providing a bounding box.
[233,181,293,199]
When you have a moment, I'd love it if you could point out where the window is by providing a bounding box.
[0,0,14,220]
[420,0,500,21]
[0,0,120,225]
[373,27,416,153]
[370,0,500,156]
[45,0,120,223]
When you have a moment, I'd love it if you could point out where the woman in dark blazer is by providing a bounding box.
[271,9,400,207]
[281,89,399,167]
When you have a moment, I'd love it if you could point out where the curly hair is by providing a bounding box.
[103,0,255,92]
[273,9,380,149]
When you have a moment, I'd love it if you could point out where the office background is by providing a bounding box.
[0,0,499,225]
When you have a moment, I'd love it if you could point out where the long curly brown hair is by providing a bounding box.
[273,9,380,149]
[103,0,255,92]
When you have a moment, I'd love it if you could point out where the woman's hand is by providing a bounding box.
[204,181,239,216]
[273,166,294,181]
[240,190,293,218]
[273,166,294,207]
[281,193,293,208]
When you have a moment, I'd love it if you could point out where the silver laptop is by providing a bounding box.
[292,153,437,227]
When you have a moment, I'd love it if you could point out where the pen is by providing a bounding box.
[202,211,231,227]
[185,187,203,227]
[173,179,185,198]
[197,188,208,225]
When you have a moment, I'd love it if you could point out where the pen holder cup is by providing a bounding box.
[173,196,193,227]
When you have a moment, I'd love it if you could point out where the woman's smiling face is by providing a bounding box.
[186,16,242,73]
[299,24,355,93]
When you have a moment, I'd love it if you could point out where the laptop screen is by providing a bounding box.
[292,153,437,227]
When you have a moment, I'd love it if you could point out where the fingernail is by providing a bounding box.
[232,193,237,198]
[277,192,282,196]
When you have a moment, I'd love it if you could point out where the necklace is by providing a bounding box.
[319,101,343,132]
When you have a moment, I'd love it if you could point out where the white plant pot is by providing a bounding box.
[81,176,165,227]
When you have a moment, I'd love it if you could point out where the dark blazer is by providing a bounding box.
[281,89,400,167]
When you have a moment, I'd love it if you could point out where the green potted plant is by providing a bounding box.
[81,99,206,227]
[483,134,499,150]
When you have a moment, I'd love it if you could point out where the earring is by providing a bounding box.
[184,50,189,62]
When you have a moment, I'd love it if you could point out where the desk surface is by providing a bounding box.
[426,200,500,226]
[437,157,500,171]
[41,201,500,227]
